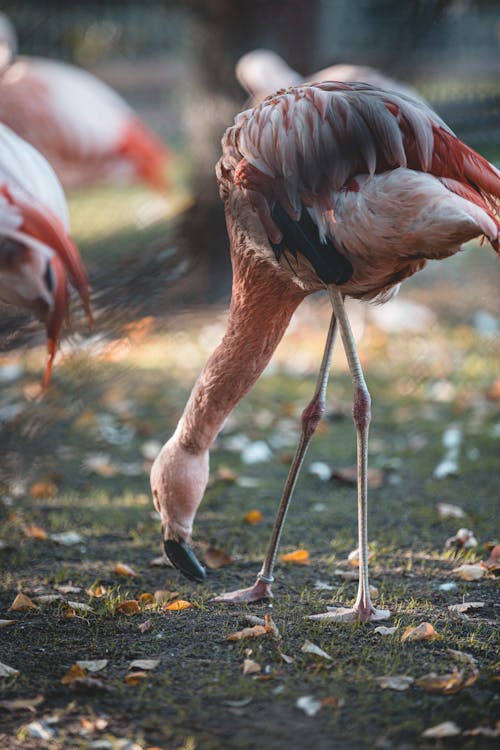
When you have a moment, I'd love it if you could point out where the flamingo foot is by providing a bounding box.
[211,577,273,603]
[307,604,390,623]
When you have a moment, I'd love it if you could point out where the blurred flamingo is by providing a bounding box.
[236,48,425,104]
[0,123,91,386]
[151,81,499,622]
[0,13,170,190]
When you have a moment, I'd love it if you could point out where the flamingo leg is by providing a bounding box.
[308,288,390,622]
[212,307,338,603]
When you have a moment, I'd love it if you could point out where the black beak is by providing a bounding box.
[164,539,206,583]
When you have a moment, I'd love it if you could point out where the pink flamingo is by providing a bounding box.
[151,81,499,622]
[0,123,91,386]
[236,49,425,104]
[0,14,170,190]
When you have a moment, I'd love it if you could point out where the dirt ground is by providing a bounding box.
[0,194,499,749]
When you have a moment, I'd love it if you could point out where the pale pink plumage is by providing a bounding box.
[151,82,499,615]
[0,123,91,386]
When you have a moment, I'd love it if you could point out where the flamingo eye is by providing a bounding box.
[44,261,54,293]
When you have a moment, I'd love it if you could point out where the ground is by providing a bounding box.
[0,183,499,750]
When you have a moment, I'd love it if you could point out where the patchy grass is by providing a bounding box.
[0,227,499,749]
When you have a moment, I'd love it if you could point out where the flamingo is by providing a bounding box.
[150,81,499,622]
[236,49,425,104]
[0,13,170,190]
[0,122,91,386]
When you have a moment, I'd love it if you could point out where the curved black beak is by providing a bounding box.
[164,539,206,583]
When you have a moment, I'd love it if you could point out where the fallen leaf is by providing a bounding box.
[24,525,48,540]
[55,584,82,594]
[242,658,261,675]
[76,660,108,673]
[280,549,310,565]
[0,695,43,713]
[276,645,294,664]
[0,662,19,678]
[69,675,111,692]
[446,648,478,668]
[296,695,322,717]
[164,599,192,611]
[448,602,485,614]
[154,590,179,604]
[61,664,86,685]
[139,593,156,608]
[138,619,153,634]
[437,502,465,519]
[204,546,234,569]
[50,531,84,546]
[374,626,397,636]
[149,555,171,567]
[124,671,148,685]
[67,601,91,613]
[321,696,345,709]
[333,567,358,580]
[415,668,478,694]
[452,564,486,581]
[347,548,374,567]
[114,563,138,577]
[243,509,263,525]
[264,613,280,639]
[8,592,38,611]
[86,584,107,598]
[227,625,268,641]
[114,600,141,615]
[0,620,16,628]
[301,640,333,660]
[129,659,160,671]
[33,594,63,605]
[401,622,440,643]
[445,528,478,549]
[422,722,461,739]
[83,453,117,477]
[376,675,414,691]
[484,545,500,571]
[29,481,57,499]
[464,725,500,738]
[331,466,384,488]
[214,466,238,483]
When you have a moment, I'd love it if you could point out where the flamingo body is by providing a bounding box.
[151,82,499,610]
[0,123,91,385]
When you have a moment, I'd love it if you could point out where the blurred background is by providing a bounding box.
[0,0,498,493]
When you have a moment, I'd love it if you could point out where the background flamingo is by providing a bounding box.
[151,81,499,621]
[0,13,171,191]
[236,48,426,104]
[0,123,91,386]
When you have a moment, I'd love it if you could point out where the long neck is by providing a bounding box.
[176,252,305,454]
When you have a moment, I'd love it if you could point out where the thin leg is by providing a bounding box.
[308,288,390,622]
[212,308,338,603]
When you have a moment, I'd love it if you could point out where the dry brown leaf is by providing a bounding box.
[0,620,16,628]
[264,613,280,639]
[446,648,478,667]
[276,645,294,664]
[29,481,57,499]
[422,722,461,739]
[227,625,268,641]
[321,696,345,709]
[114,563,138,577]
[415,668,478,695]
[61,664,86,685]
[149,555,171,567]
[0,662,19,678]
[452,564,486,581]
[376,676,414,691]
[69,675,111,692]
[0,695,43,713]
[347,548,373,567]
[138,619,153,634]
[204,546,234,569]
[374,626,397,636]
[484,545,500,571]
[214,466,238,483]
[401,622,440,643]
[448,602,485,614]
[86,584,107,598]
[280,549,310,565]
[154,590,179,604]
[464,725,500,738]
[8,592,38,612]
[129,659,160,671]
[301,640,333,660]
[164,599,192,611]
[124,671,148,685]
[242,658,261,675]
[331,466,384,488]
[33,594,63,605]
[76,660,108,673]
[55,584,82,594]
[139,593,156,608]
[24,525,48,540]
[445,528,478,549]
[114,600,141,616]
[243,509,263,525]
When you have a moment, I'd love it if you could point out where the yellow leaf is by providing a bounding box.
[29,481,57,499]
[114,600,141,616]
[227,625,268,641]
[139,593,156,608]
[61,664,86,685]
[24,525,48,540]
[8,592,38,612]
[401,622,440,643]
[164,599,192,611]
[114,563,138,578]
[243,509,263,525]
[280,549,310,565]
[86,584,107,598]
[124,671,148,685]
